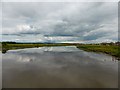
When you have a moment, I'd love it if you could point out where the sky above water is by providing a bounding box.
[1,2,118,43]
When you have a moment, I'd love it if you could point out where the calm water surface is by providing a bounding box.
[2,46,118,88]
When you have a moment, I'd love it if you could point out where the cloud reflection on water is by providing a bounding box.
[2,46,118,88]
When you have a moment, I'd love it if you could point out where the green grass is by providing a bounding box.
[76,45,120,58]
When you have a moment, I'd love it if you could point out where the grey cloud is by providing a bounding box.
[2,2,118,43]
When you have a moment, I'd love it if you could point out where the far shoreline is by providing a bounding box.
[1,42,120,60]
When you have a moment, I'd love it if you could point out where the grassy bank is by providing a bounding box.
[76,45,120,58]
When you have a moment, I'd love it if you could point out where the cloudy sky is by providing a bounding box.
[1,2,118,43]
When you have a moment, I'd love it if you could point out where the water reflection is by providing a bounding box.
[2,46,118,88]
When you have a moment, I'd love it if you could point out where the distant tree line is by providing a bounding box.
[2,41,17,44]
[100,42,120,46]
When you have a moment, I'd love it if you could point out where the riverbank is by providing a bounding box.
[1,43,120,59]
[76,45,120,58]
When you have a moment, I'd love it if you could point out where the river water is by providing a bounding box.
[2,46,118,88]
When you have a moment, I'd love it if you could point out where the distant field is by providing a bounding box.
[1,43,75,53]
[4,43,74,48]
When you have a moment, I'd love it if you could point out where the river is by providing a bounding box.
[2,46,118,88]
